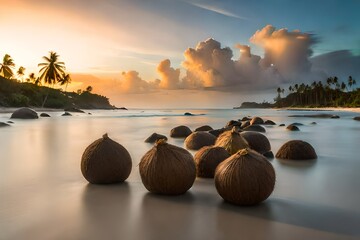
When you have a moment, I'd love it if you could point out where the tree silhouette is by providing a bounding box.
[17,66,26,82]
[59,73,71,92]
[0,54,15,79]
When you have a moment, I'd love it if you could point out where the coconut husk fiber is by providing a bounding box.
[240,131,271,154]
[215,127,249,155]
[276,140,317,160]
[170,125,192,138]
[139,139,196,195]
[185,131,216,150]
[215,148,276,205]
[194,146,230,178]
[81,133,132,184]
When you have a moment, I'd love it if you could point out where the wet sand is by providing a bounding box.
[1,109,360,239]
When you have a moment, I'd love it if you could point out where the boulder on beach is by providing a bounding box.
[10,107,38,119]
[276,140,317,160]
[0,122,10,127]
[62,112,72,116]
[250,117,264,125]
[240,120,250,129]
[209,128,228,137]
[240,131,271,154]
[286,124,300,131]
[184,112,194,116]
[170,125,192,138]
[264,120,276,125]
[40,113,51,117]
[185,131,216,150]
[243,125,266,133]
[353,116,360,121]
[64,107,85,113]
[310,122,317,125]
[145,133,167,143]
[241,116,252,121]
[195,125,213,132]
[7,121,14,124]
[279,124,285,127]
[290,122,304,126]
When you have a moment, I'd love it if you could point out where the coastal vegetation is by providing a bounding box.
[0,53,115,109]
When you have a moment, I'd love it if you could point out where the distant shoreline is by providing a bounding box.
[0,107,127,114]
[281,107,360,113]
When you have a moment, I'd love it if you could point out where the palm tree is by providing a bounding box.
[38,51,66,85]
[26,73,36,83]
[17,66,26,82]
[86,85,93,92]
[59,73,71,92]
[38,51,66,107]
[0,54,15,79]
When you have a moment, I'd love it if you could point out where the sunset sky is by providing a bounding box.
[1,0,359,108]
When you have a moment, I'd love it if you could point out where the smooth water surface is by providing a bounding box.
[1,109,360,239]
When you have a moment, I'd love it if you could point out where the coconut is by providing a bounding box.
[81,133,132,184]
[276,140,317,160]
[250,117,264,125]
[264,120,276,125]
[145,133,167,143]
[215,148,276,205]
[184,131,216,150]
[243,125,266,133]
[139,139,196,195]
[226,120,241,128]
[10,107,38,119]
[286,124,300,131]
[195,125,213,132]
[40,113,51,117]
[170,125,192,138]
[240,131,271,154]
[215,127,249,155]
[194,146,230,178]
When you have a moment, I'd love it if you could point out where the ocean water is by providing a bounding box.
[1,108,360,239]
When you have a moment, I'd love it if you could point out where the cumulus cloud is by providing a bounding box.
[157,59,180,89]
[119,71,159,93]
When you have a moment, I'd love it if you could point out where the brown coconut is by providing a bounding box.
[139,139,196,195]
[195,125,213,132]
[215,127,249,155]
[170,125,192,138]
[250,117,264,125]
[194,146,230,178]
[81,134,132,184]
[240,131,271,154]
[215,148,276,205]
[185,131,216,150]
[276,140,317,160]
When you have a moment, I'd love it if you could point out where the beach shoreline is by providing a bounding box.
[280,107,360,113]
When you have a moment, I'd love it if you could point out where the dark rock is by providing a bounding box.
[64,107,85,113]
[250,117,264,125]
[241,131,271,154]
[209,128,227,137]
[40,113,51,117]
[7,121,14,124]
[10,107,38,119]
[286,125,300,131]
[88,113,92,115]
[62,112,72,116]
[185,132,217,150]
[226,120,241,128]
[290,122,304,126]
[145,133,168,143]
[264,120,276,125]
[243,124,266,133]
[195,125,213,132]
[0,122,11,127]
[184,112,194,116]
[310,122,317,125]
[330,115,340,119]
[354,116,360,121]
[263,151,274,159]
[276,140,317,160]
[279,124,285,127]
[170,125,192,138]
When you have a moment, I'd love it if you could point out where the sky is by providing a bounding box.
[1,0,359,108]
